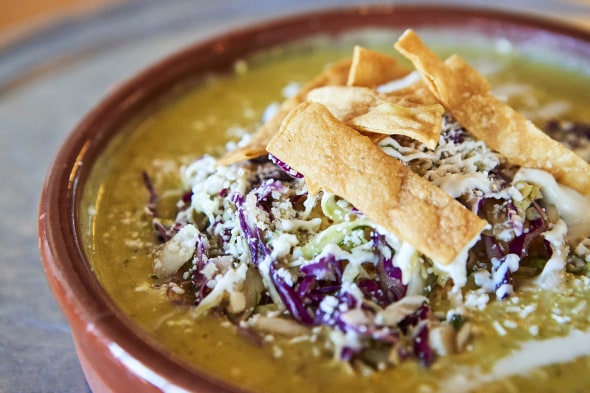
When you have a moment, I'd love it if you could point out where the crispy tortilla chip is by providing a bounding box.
[395,29,590,195]
[217,59,351,166]
[266,102,488,265]
[306,86,377,121]
[364,132,390,145]
[349,102,444,149]
[307,86,443,148]
[347,45,409,87]
[383,80,440,107]
[394,30,489,107]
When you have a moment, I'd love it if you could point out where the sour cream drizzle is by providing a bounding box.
[440,329,590,393]
[514,168,590,239]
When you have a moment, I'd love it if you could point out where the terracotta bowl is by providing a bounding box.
[38,5,590,393]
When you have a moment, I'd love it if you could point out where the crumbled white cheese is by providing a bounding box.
[319,295,339,316]
[275,267,295,287]
[492,320,507,336]
[169,283,185,295]
[464,289,491,310]
[270,233,299,258]
[201,262,218,280]
[503,319,518,329]
[551,313,571,324]
[272,345,284,358]
[124,238,145,248]
[154,224,199,277]
[262,102,280,123]
[281,82,301,99]
[193,263,248,317]
[518,304,537,319]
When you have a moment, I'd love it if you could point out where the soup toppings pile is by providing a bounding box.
[146,30,590,370]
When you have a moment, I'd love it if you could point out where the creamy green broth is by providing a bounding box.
[83,34,590,392]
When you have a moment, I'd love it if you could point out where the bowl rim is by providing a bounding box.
[38,4,590,392]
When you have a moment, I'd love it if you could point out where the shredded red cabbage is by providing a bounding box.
[413,322,434,366]
[229,186,440,363]
[231,193,268,266]
[372,232,407,305]
[232,191,315,324]
[142,171,158,217]
[300,254,343,281]
[269,153,304,178]
[193,234,211,304]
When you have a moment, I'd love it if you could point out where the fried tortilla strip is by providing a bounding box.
[266,102,488,265]
[395,29,590,195]
[347,45,409,87]
[383,79,440,107]
[349,102,444,149]
[306,86,377,121]
[217,59,351,166]
[307,86,443,149]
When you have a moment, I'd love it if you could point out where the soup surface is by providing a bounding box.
[82,29,590,392]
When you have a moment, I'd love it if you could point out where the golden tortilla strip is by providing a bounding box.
[365,132,390,145]
[349,102,444,149]
[395,29,590,195]
[307,86,443,148]
[384,79,440,107]
[347,45,409,87]
[217,59,351,166]
[306,86,377,122]
[266,102,488,265]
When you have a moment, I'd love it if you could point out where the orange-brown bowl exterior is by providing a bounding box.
[38,5,590,393]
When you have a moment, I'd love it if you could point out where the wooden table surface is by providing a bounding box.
[0,0,119,47]
[2,0,589,41]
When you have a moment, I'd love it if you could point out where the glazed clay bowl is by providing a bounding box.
[38,6,590,393]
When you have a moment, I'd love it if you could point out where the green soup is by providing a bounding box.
[82,31,590,393]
